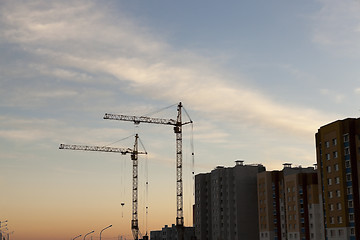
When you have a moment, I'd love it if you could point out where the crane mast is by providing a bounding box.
[59,134,147,240]
[104,102,192,240]
[174,103,184,227]
[131,134,140,240]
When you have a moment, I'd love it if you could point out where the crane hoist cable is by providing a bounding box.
[102,134,135,148]
[141,103,178,117]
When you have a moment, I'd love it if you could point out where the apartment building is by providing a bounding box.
[257,164,323,240]
[194,161,265,240]
[316,118,360,240]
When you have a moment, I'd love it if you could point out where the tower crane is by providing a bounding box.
[59,134,147,240]
[104,102,193,240]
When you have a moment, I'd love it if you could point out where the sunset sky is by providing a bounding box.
[2,0,360,239]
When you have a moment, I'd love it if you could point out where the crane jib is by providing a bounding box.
[59,144,147,155]
[103,113,177,125]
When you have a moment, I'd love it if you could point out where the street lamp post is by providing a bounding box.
[100,225,112,240]
[72,234,82,240]
[83,230,94,240]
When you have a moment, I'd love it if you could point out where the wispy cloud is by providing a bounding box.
[0,115,129,145]
[0,0,337,143]
[193,121,229,144]
[312,0,360,57]
[320,88,346,103]
[354,88,360,94]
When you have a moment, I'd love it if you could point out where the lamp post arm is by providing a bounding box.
[72,234,82,240]
[100,225,112,240]
[83,231,94,240]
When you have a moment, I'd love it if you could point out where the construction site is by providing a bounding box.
[59,102,195,240]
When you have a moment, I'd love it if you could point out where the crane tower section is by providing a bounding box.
[59,134,147,240]
[104,102,192,236]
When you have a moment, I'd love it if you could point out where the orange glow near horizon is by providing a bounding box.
[7,202,191,240]
[4,174,194,240]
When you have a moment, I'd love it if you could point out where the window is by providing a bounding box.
[349,213,355,222]
[334,163,339,171]
[333,151,338,158]
[345,160,351,168]
[351,228,355,235]
[347,187,353,195]
[338,216,342,224]
[330,217,335,224]
[328,191,333,198]
[335,177,340,184]
[328,178,332,185]
[326,153,331,160]
[337,203,342,210]
[344,134,349,142]
[346,173,352,182]
[332,138,337,145]
[349,200,354,208]
[345,147,350,155]
[329,204,334,211]
[327,166,332,173]
[325,141,330,148]
[336,190,341,197]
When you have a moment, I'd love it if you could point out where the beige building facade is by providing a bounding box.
[316,118,360,240]
[257,165,323,240]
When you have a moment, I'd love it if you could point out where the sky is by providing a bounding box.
[1,0,360,239]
